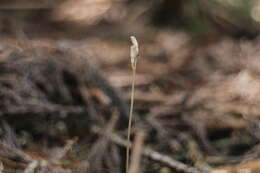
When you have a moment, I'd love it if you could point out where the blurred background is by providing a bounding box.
[1,0,260,173]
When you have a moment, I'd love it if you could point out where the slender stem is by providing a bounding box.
[126,61,137,173]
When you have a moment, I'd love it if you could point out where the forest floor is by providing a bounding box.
[0,3,260,172]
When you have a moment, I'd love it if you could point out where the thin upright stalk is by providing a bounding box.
[126,61,137,173]
[126,36,139,173]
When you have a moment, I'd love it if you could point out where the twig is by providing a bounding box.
[129,131,146,173]
[0,161,3,173]
[53,137,78,161]
[126,36,139,173]
[23,160,38,173]
[0,142,33,163]
[143,148,206,173]
[87,111,119,172]
[0,142,42,173]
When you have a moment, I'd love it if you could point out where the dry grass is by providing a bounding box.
[126,36,139,173]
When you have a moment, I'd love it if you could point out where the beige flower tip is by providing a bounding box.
[130,36,139,67]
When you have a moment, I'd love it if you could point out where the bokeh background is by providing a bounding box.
[1,0,260,173]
